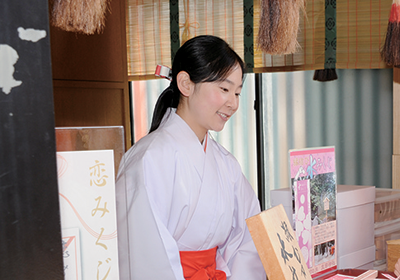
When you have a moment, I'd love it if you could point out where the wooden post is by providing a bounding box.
[0,1,64,279]
[393,68,400,189]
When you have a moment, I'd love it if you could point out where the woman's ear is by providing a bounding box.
[176,71,194,97]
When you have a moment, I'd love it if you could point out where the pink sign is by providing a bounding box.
[289,146,337,277]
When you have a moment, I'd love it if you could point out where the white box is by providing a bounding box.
[270,188,293,227]
[338,245,375,270]
[337,185,375,255]
[270,185,376,270]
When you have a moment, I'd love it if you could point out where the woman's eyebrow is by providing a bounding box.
[222,78,243,88]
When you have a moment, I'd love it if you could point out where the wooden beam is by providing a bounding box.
[394,68,400,189]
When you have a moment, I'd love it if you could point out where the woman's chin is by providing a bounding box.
[212,126,225,133]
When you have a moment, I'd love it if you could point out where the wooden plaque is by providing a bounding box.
[387,239,400,272]
[246,204,313,280]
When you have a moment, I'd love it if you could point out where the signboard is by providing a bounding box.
[57,150,120,280]
[289,146,337,277]
[246,204,313,280]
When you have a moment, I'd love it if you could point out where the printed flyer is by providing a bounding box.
[289,146,337,277]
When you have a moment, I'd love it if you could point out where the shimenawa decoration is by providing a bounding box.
[257,0,304,55]
[50,0,110,35]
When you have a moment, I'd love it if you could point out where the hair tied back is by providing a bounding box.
[155,65,172,81]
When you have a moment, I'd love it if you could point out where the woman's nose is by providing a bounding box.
[227,94,239,111]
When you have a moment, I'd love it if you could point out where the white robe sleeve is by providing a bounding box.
[220,164,266,280]
[116,150,184,280]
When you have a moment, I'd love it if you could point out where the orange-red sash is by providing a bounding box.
[179,247,226,280]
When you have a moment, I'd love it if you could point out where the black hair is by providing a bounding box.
[149,35,245,133]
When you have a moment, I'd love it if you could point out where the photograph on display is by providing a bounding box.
[314,240,335,266]
[62,228,82,280]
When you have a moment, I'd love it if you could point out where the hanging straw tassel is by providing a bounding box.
[381,0,400,67]
[257,0,304,55]
[50,0,110,35]
[313,69,338,82]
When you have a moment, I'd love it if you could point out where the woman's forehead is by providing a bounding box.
[221,66,243,85]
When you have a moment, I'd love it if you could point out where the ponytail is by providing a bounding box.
[149,84,180,133]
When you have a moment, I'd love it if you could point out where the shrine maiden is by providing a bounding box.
[116,35,265,280]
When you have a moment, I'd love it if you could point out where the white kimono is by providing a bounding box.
[116,108,265,280]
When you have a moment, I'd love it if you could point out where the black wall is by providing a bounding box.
[0,1,64,279]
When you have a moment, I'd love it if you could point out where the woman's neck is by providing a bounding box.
[176,106,207,143]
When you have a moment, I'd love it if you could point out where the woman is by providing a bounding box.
[116,35,265,280]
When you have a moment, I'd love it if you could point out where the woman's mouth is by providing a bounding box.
[217,111,230,121]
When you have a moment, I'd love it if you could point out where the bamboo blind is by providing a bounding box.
[126,0,392,80]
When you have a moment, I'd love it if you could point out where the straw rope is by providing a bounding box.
[50,0,110,35]
[257,0,304,55]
